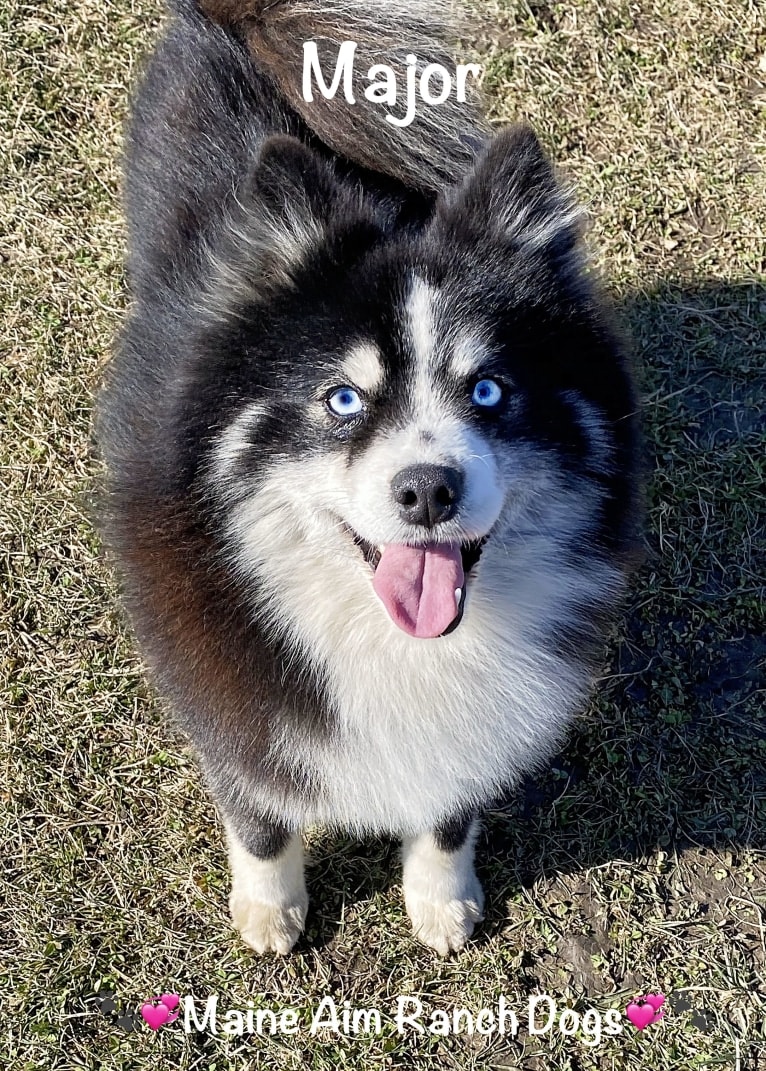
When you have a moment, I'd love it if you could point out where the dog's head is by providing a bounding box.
[196,127,638,640]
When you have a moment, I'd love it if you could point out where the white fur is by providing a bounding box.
[198,188,327,319]
[339,342,384,393]
[450,335,495,381]
[218,447,624,835]
[226,824,308,954]
[402,822,484,954]
[505,201,585,253]
[210,402,269,482]
[408,277,437,382]
[406,276,453,428]
[346,416,504,546]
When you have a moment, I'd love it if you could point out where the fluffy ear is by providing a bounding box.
[433,126,584,263]
[239,136,347,290]
[251,135,343,234]
[204,136,383,308]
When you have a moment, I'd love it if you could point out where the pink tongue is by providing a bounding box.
[372,543,464,638]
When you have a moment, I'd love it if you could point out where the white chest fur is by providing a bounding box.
[230,493,622,835]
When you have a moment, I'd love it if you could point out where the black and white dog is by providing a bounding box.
[97,0,640,955]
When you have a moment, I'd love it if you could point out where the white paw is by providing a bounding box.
[405,878,485,955]
[402,824,485,954]
[230,889,308,955]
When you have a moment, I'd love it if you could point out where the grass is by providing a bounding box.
[1,0,765,1067]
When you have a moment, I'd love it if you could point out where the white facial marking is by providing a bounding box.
[339,342,384,393]
[407,275,438,368]
[406,275,449,425]
[450,336,494,381]
[210,402,268,483]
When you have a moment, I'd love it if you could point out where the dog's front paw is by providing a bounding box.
[230,889,308,955]
[405,885,484,955]
[226,827,308,954]
[402,826,485,955]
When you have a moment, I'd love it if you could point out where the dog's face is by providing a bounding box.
[197,129,636,641]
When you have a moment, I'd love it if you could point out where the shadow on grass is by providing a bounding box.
[302,278,766,951]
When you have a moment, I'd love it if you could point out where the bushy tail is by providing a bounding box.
[196,0,489,190]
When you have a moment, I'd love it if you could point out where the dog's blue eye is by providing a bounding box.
[471,378,503,408]
[327,386,363,417]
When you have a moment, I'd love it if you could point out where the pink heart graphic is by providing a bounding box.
[626,996,665,1031]
[141,1003,171,1030]
[160,993,180,1011]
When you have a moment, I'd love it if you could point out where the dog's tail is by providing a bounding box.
[196,0,488,190]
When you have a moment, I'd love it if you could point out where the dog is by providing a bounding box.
[96,0,640,955]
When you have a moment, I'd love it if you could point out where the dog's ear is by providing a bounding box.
[209,136,384,306]
[432,126,584,267]
[240,136,347,293]
[250,135,343,247]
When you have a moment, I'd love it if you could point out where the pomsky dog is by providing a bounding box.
[97,0,640,955]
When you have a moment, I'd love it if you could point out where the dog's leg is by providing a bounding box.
[402,813,484,955]
[224,817,308,954]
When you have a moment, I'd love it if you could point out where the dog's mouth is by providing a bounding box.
[347,529,488,639]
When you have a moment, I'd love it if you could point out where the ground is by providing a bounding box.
[1,0,765,1068]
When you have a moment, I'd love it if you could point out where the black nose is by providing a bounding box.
[391,464,464,528]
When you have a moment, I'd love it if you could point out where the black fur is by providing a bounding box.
[434,812,476,854]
